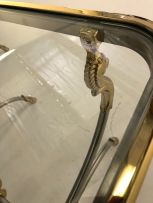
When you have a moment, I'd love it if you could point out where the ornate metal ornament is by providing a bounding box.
[80,27,114,111]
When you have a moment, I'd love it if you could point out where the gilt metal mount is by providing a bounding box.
[80,27,114,111]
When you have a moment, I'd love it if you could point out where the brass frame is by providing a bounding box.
[0,1,153,203]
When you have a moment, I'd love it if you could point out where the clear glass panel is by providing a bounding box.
[0,21,149,203]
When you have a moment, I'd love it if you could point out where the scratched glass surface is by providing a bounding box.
[0,21,149,203]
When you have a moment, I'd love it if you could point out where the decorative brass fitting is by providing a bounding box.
[80,27,114,111]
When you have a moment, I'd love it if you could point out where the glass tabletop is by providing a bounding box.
[0,2,152,203]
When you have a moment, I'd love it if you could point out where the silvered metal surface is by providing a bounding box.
[72,137,119,203]
[66,110,110,203]
[0,2,153,203]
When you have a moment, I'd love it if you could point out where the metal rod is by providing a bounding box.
[0,95,37,109]
[66,110,110,203]
[94,96,153,203]
[66,27,115,203]
[72,137,119,203]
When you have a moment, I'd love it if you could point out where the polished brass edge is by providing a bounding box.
[126,98,153,203]
[94,98,153,203]
[80,27,114,111]
[0,1,153,35]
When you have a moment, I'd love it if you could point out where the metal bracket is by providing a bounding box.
[80,27,114,111]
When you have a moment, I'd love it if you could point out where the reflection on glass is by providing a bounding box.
[0,49,15,61]
[112,164,136,198]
